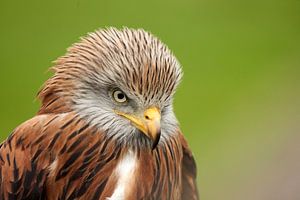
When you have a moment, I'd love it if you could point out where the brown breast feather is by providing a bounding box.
[0,113,198,200]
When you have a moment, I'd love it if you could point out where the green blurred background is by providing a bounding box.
[1,0,299,199]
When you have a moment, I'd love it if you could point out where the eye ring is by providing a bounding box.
[112,90,127,103]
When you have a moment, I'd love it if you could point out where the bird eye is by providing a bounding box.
[112,90,127,103]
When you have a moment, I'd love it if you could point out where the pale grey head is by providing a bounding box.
[42,27,183,149]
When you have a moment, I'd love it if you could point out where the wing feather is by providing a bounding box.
[0,113,121,200]
[179,133,199,200]
[0,115,54,200]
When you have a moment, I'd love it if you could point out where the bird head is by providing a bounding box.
[38,28,182,149]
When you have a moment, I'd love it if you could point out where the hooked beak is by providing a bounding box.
[116,107,161,149]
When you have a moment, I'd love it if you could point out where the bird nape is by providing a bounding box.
[0,27,199,200]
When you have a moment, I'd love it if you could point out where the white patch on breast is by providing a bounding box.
[48,159,58,177]
[107,150,137,200]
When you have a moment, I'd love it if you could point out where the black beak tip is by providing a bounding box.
[151,131,161,150]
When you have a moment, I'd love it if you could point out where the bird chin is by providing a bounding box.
[134,130,160,150]
[126,130,157,150]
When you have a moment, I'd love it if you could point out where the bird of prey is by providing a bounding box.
[0,28,198,200]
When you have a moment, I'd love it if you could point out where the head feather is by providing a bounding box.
[38,27,182,114]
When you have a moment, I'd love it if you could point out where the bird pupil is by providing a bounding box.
[117,93,125,100]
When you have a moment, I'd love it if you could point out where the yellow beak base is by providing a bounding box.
[116,107,161,149]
